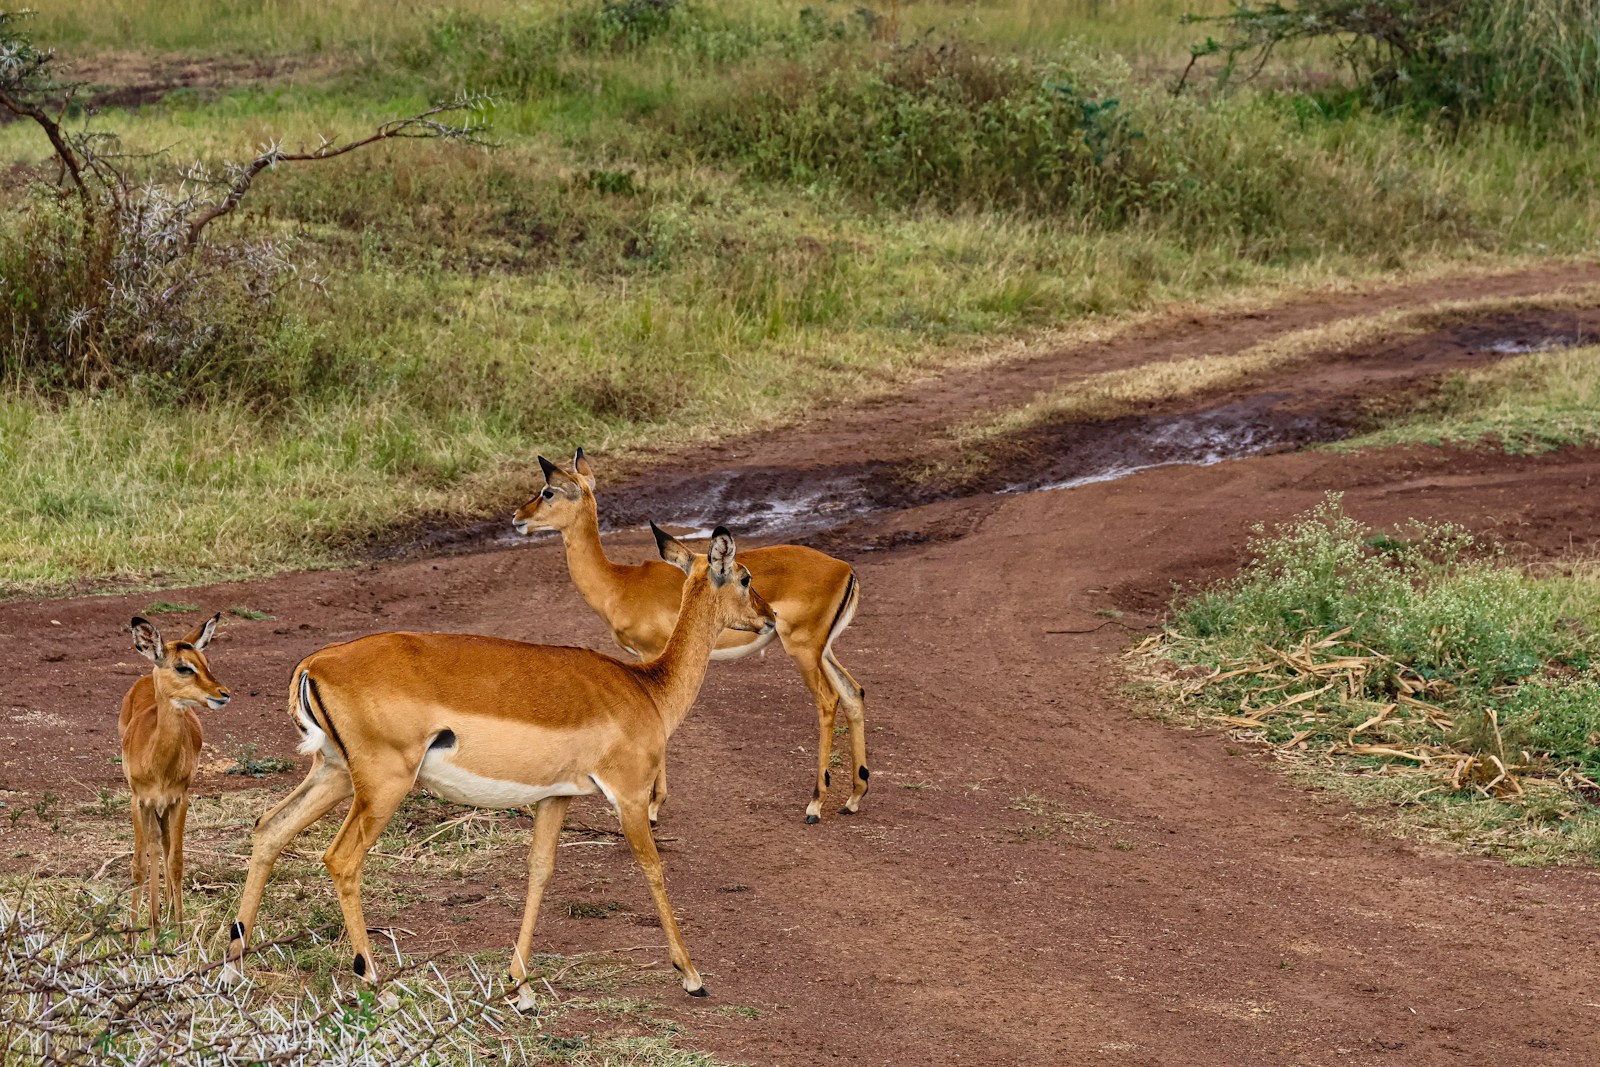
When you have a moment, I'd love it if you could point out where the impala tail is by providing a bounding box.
[292,667,345,763]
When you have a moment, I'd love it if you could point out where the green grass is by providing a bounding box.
[1138,495,1600,865]
[2,1,1600,595]
[1336,341,1600,454]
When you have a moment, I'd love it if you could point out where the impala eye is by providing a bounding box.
[740,574,751,589]
[540,488,554,500]
[175,663,196,677]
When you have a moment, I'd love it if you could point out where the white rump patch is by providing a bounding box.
[416,750,587,810]
[293,672,339,762]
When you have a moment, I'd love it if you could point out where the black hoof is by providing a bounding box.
[688,986,710,998]
[838,806,857,815]
[804,814,820,825]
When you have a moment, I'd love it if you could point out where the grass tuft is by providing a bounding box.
[1135,494,1600,864]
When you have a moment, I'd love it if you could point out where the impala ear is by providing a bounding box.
[652,521,694,575]
[185,611,221,651]
[130,616,163,663]
[538,455,581,498]
[708,525,736,586]
[572,447,595,491]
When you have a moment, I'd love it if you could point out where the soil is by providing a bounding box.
[5,265,1600,1066]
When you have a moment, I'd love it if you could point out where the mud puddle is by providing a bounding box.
[394,309,1599,558]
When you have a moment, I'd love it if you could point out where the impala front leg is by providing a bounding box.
[140,805,162,935]
[509,794,572,1014]
[128,802,147,936]
[617,800,705,996]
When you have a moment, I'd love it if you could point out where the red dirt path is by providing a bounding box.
[4,268,1600,1066]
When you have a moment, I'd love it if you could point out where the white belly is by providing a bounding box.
[415,751,588,809]
[710,627,779,662]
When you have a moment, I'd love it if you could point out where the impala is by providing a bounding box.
[121,612,229,933]
[513,450,869,823]
[223,526,775,1010]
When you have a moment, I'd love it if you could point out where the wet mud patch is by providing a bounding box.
[389,304,1600,561]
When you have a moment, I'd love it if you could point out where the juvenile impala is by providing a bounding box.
[120,612,229,933]
[223,526,775,1010]
[513,450,868,823]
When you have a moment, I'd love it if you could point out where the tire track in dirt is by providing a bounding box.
[656,262,1600,472]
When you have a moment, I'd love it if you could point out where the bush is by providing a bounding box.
[0,188,321,398]
[0,11,486,402]
[1187,0,1600,125]
[0,885,505,1066]
[659,42,1144,212]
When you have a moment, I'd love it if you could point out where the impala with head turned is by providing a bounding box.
[120,612,229,933]
[514,449,869,823]
[223,525,774,1011]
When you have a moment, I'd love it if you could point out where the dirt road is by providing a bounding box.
[4,267,1599,1065]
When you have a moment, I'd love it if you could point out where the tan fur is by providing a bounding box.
[223,528,775,1007]
[119,613,229,933]
[513,450,869,822]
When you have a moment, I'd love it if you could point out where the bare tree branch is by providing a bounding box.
[180,96,494,252]
[0,85,91,211]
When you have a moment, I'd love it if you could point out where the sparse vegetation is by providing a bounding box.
[223,740,295,777]
[1336,341,1600,453]
[0,788,732,1065]
[1138,495,1600,864]
[0,0,1595,594]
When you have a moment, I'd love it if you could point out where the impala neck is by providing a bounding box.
[558,498,629,616]
[638,575,720,737]
[148,675,191,743]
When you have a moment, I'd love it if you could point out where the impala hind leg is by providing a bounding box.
[648,764,668,828]
[792,649,841,824]
[225,756,352,978]
[509,794,572,1014]
[323,772,412,988]
[616,800,705,996]
[823,652,869,814]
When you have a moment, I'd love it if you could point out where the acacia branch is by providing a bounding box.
[0,85,91,212]
[180,97,492,253]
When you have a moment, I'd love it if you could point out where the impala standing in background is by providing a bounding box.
[120,612,229,933]
[223,526,775,1011]
[514,449,869,823]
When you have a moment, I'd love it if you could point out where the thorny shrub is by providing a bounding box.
[0,887,510,1066]
[0,10,488,401]
[1183,0,1600,125]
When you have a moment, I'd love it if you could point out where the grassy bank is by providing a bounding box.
[3,1,1600,596]
[1137,497,1600,865]
[1336,341,1600,454]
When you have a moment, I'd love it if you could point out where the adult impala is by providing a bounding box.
[513,449,869,823]
[121,612,230,933]
[223,526,775,1010]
